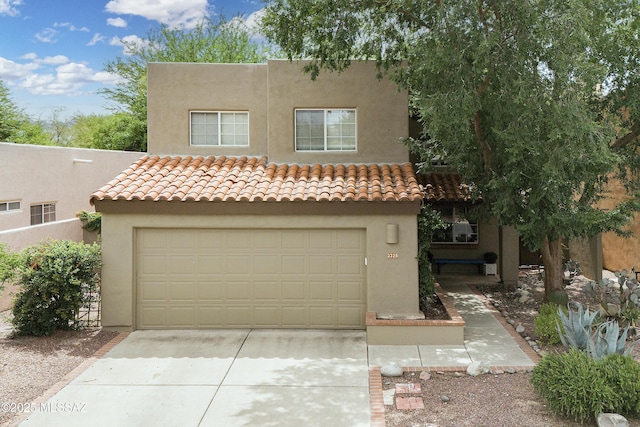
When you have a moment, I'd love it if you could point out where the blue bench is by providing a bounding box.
[433,258,486,274]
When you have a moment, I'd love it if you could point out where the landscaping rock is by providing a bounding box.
[466,361,489,376]
[440,394,450,403]
[515,324,526,334]
[382,388,396,406]
[597,413,629,427]
[419,371,431,381]
[381,364,403,377]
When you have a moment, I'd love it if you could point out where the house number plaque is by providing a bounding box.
[387,253,399,259]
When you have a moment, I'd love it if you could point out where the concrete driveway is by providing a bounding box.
[20,329,371,427]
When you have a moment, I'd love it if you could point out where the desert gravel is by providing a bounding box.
[0,312,117,427]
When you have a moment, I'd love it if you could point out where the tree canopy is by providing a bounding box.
[0,79,51,145]
[262,0,640,293]
[102,15,271,151]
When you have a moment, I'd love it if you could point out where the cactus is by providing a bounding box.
[557,302,598,350]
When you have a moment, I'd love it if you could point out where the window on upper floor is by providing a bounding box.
[30,203,56,225]
[295,109,356,151]
[190,111,249,146]
[432,206,478,244]
[0,201,20,213]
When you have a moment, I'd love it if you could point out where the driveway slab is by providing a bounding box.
[20,329,370,427]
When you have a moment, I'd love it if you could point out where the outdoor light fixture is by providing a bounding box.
[386,223,399,244]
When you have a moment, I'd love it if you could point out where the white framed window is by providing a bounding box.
[0,201,20,213]
[30,203,56,225]
[432,206,478,244]
[190,111,249,146]
[295,109,356,151]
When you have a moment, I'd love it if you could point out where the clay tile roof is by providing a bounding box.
[90,155,424,205]
[419,173,476,203]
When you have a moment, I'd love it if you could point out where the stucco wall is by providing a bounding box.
[98,211,420,330]
[146,60,409,164]
[0,143,141,233]
[599,178,638,272]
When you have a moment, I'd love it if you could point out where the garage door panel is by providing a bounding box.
[254,281,279,300]
[254,255,279,274]
[169,281,196,300]
[136,228,365,329]
[282,256,306,274]
[197,281,225,300]
[226,282,251,300]
[309,255,333,274]
[338,281,363,300]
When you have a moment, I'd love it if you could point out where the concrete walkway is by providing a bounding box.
[368,279,538,370]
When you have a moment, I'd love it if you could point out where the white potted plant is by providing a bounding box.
[484,252,498,275]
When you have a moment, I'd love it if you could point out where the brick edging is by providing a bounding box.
[10,331,130,427]
[468,285,541,364]
[369,367,385,427]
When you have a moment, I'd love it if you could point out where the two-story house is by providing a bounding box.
[91,60,427,334]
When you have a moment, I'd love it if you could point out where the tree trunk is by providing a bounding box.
[540,237,564,298]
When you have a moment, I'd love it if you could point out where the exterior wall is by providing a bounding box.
[568,236,603,282]
[0,143,141,233]
[98,211,420,330]
[0,218,83,251]
[147,63,269,157]
[146,60,409,164]
[600,178,638,272]
[429,218,501,273]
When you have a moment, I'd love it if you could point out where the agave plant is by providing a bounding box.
[557,302,598,350]
[587,320,634,360]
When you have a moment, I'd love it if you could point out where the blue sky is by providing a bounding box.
[0,0,264,120]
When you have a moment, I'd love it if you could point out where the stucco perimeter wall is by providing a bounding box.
[146,60,409,164]
[99,212,420,330]
[599,178,638,272]
[0,143,141,232]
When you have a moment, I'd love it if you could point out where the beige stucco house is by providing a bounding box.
[91,60,516,340]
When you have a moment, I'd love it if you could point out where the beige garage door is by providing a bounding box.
[135,228,366,329]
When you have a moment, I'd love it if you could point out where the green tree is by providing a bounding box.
[0,80,50,145]
[102,15,270,151]
[262,0,640,296]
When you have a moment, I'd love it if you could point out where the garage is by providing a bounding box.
[135,228,367,329]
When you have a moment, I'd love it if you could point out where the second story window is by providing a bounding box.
[190,111,249,146]
[0,201,20,213]
[295,109,356,151]
[30,203,56,226]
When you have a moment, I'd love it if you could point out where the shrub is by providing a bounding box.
[77,210,102,233]
[531,350,616,423]
[599,354,640,416]
[417,206,446,301]
[0,243,20,291]
[534,303,564,345]
[11,240,101,336]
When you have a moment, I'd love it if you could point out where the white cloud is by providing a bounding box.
[107,17,127,28]
[244,8,265,35]
[0,54,119,96]
[105,0,209,29]
[88,33,106,46]
[0,56,38,79]
[35,28,58,43]
[0,0,22,17]
[109,34,148,55]
[54,22,90,32]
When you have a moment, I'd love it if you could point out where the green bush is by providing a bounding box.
[11,240,101,336]
[599,354,640,416]
[417,206,446,301]
[531,350,616,423]
[77,210,102,233]
[0,243,20,290]
[534,303,564,345]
